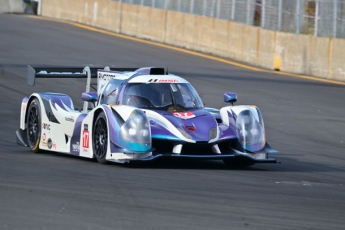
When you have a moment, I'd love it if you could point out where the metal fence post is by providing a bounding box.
[216,0,221,18]
[190,0,194,14]
[246,0,251,25]
[333,0,338,38]
[231,0,236,21]
[315,0,319,36]
[261,0,266,28]
[296,0,300,34]
[203,0,207,16]
[164,0,168,10]
[278,0,282,31]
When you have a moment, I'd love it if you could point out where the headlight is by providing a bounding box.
[236,109,265,151]
[209,127,218,139]
[120,109,151,151]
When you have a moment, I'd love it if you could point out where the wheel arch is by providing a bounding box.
[91,107,110,163]
[21,95,41,130]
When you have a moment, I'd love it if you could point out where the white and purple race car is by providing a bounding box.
[16,66,278,167]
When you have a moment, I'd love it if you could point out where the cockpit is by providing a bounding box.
[99,78,204,112]
[123,82,204,112]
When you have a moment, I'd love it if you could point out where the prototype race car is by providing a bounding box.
[16,65,278,167]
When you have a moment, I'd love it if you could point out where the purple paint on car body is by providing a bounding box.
[69,114,87,155]
[22,97,29,104]
[153,109,217,142]
[102,105,122,153]
[40,92,74,111]
[150,121,183,141]
[82,92,98,102]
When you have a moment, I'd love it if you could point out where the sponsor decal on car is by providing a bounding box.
[82,124,89,149]
[148,79,178,83]
[72,142,80,154]
[42,133,46,141]
[99,72,116,79]
[186,126,196,132]
[43,123,50,130]
[173,112,196,120]
[47,138,52,149]
[65,116,74,122]
[47,138,56,150]
[37,71,83,75]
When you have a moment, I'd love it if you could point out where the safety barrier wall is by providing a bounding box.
[41,0,345,81]
[0,0,26,13]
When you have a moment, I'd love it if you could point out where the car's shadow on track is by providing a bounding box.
[12,148,345,172]
[32,150,269,171]
[124,158,261,171]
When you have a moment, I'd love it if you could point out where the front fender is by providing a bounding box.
[220,105,266,152]
[103,105,152,154]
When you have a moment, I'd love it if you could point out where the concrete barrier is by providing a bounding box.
[258,29,275,69]
[133,6,165,43]
[275,32,310,74]
[38,0,345,82]
[306,36,330,78]
[211,19,231,58]
[330,38,345,81]
[0,0,26,13]
[120,3,139,37]
[165,12,195,50]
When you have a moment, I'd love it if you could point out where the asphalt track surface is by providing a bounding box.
[1,14,345,230]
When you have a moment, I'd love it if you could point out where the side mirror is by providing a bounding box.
[224,92,237,104]
[82,92,98,102]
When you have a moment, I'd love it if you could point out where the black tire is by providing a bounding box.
[26,98,41,153]
[93,112,108,164]
[223,157,255,168]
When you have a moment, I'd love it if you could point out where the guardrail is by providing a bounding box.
[38,0,345,82]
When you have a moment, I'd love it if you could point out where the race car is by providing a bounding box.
[15,65,278,167]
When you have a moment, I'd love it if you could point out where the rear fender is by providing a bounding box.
[20,93,51,131]
[23,93,80,153]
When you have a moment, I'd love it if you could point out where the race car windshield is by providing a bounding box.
[123,83,204,111]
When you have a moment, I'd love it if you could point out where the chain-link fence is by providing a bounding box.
[114,0,345,38]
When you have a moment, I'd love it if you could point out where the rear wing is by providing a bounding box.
[27,65,137,86]
[27,65,138,112]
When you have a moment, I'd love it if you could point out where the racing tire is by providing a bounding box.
[223,157,255,168]
[93,112,108,164]
[26,98,41,153]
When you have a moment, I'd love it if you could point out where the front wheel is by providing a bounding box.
[93,112,108,164]
[26,98,41,153]
[223,157,255,168]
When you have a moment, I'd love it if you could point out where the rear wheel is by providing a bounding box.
[223,157,255,168]
[26,98,41,153]
[93,112,108,164]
